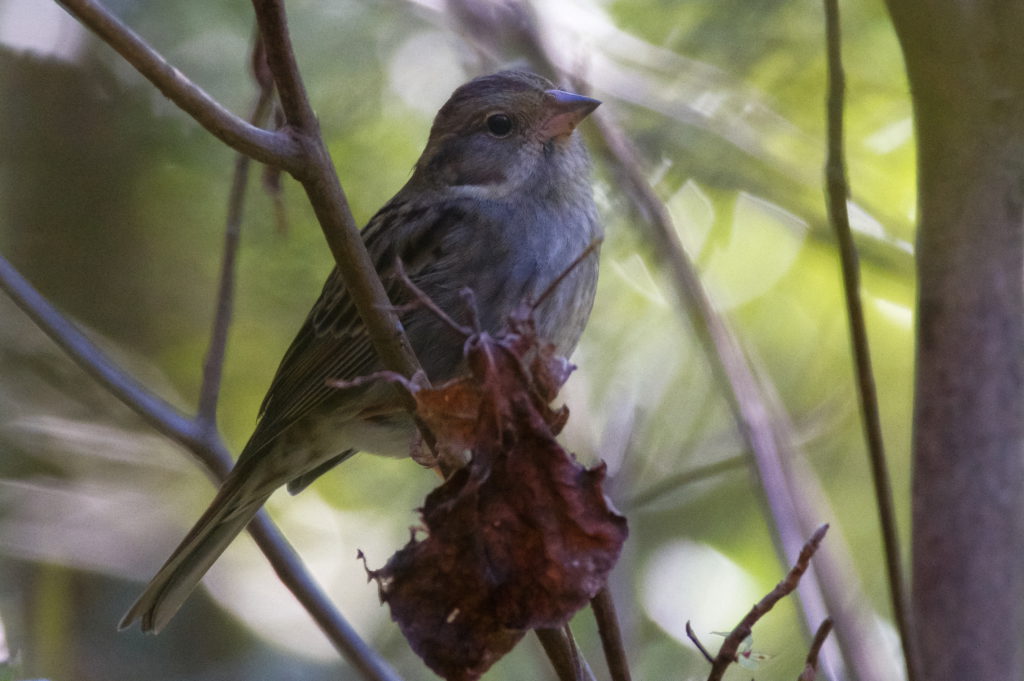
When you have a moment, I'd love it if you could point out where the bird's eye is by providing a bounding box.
[485,113,513,137]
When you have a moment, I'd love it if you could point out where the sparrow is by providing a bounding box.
[121,70,602,633]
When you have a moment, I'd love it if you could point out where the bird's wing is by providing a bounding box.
[237,197,468,461]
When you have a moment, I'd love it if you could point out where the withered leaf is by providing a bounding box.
[366,326,628,681]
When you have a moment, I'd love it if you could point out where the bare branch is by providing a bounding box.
[685,621,715,664]
[246,518,407,681]
[536,627,597,681]
[54,0,302,172]
[822,3,918,679]
[705,524,829,681]
[591,587,632,681]
[0,253,407,681]
[198,36,277,427]
[392,258,473,339]
[532,237,603,312]
[16,6,415,671]
[798,618,834,681]
[440,4,842,670]
[589,86,849,679]
[49,0,491,432]
[0,253,212,456]
[626,455,747,510]
[249,0,426,400]
[249,0,319,135]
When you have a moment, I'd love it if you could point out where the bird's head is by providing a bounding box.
[412,70,600,200]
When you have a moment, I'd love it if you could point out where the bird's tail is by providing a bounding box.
[119,470,272,634]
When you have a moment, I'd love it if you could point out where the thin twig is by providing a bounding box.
[0,254,209,454]
[250,0,426,400]
[591,587,632,681]
[564,625,584,680]
[532,237,603,312]
[196,146,248,426]
[626,454,747,510]
[0,255,406,681]
[44,1,422,678]
[57,0,427,405]
[590,105,843,673]
[198,37,277,427]
[705,524,829,681]
[685,621,715,664]
[246,516,407,681]
[822,3,918,680]
[54,0,301,171]
[392,258,473,338]
[434,3,841,677]
[470,7,842,672]
[535,627,597,681]
[248,0,318,135]
[798,618,834,681]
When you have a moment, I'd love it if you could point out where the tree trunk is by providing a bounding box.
[884,3,1024,679]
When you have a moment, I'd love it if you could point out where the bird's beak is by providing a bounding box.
[540,89,601,141]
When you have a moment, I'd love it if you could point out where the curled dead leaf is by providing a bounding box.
[364,322,627,681]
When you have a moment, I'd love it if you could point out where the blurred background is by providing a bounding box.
[0,0,914,679]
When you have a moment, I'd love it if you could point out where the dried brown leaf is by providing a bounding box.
[366,327,627,681]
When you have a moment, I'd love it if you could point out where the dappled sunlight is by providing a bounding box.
[0,476,177,578]
[608,254,668,307]
[872,297,913,330]
[205,500,405,661]
[0,0,84,60]
[386,31,465,117]
[641,540,760,648]
[0,0,920,678]
[699,191,809,309]
[669,179,715,259]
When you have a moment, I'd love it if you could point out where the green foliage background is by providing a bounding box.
[0,0,914,679]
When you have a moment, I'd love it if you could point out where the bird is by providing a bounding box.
[120,70,603,633]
